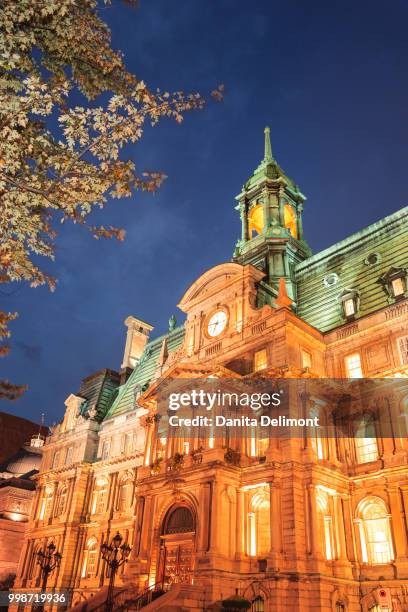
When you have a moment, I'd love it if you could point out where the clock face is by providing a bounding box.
[207,310,227,337]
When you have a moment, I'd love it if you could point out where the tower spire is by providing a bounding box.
[264,126,272,162]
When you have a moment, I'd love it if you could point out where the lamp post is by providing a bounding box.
[100,532,131,612]
[35,542,62,611]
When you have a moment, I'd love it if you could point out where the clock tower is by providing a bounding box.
[233,127,311,305]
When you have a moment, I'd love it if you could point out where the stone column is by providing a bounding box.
[236,488,245,558]
[210,480,219,553]
[262,188,271,232]
[388,487,407,560]
[240,200,249,242]
[297,203,304,240]
[269,481,282,559]
[308,484,322,559]
[334,494,347,561]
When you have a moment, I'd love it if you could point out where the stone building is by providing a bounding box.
[13,129,408,611]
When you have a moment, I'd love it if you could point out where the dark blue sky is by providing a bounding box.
[3,0,408,426]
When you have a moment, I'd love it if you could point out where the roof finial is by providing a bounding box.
[264,126,272,162]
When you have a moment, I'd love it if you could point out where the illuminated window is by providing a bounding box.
[122,432,132,456]
[398,336,408,365]
[56,486,68,516]
[118,479,131,511]
[91,478,108,515]
[65,446,73,465]
[101,440,110,460]
[284,204,297,238]
[247,491,270,557]
[52,450,60,469]
[251,596,265,612]
[345,353,363,378]
[82,538,98,579]
[392,277,404,297]
[335,604,345,612]
[344,298,355,317]
[316,490,334,560]
[254,349,268,372]
[339,289,359,319]
[379,267,407,300]
[39,489,54,520]
[301,349,312,369]
[358,498,394,565]
[355,418,378,464]
[248,204,264,238]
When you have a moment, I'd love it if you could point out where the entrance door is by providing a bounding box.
[158,539,194,585]
[157,505,196,587]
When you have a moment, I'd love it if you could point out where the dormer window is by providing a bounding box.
[392,277,405,297]
[344,298,356,317]
[339,289,359,320]
[378,267,407,301]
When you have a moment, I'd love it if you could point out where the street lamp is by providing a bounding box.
[35,542,62,611]
[100,532,131,612]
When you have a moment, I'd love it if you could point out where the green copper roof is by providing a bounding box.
[78,369,120,421]
[295,206,408,332]
[105,325,185,419]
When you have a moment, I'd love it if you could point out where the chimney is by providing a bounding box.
[121,316,153,383]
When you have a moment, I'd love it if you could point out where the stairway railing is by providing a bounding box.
[91,582,168,612]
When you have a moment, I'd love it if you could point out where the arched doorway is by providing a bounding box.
[157,505,195,587]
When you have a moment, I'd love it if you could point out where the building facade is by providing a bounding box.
[13,129,408,611]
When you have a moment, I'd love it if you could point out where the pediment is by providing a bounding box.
[178,262,264,312]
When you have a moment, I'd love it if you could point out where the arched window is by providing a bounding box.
[117,477,132,511]
[310,405,325,460]
[247,490,270,557]
[335,603,345,612]
[91,477,108,515]
[355,416,378,464]
[163,506,195,535]
[251,596,265,612]
[248,204,264,238]
[81,537,98,579]
[284,204,297,238]
[357,497,394,564]
[316,490,334,560]
[56,485,68,516]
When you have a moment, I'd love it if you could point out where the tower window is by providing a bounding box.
[248,204,264,238]
[345,353,363,378]
[254,349,268,372]
[283,204,297,238]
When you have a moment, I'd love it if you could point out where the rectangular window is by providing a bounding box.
[398,336,408,365]
[101,440,110,460]
[65,446,73,465]
[345,353,363,378]
[355,436,378,463]
[301,349,312,369]
[392,277,404,297]
[344,298,355,317]
[254,349,268,372]
[52,451,60,469]
[124,433,132,456]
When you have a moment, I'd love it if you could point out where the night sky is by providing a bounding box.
[3,0,408,426]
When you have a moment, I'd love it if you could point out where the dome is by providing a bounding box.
[0,443,42,478]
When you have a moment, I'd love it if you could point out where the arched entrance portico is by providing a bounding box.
[157,505,195,587]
